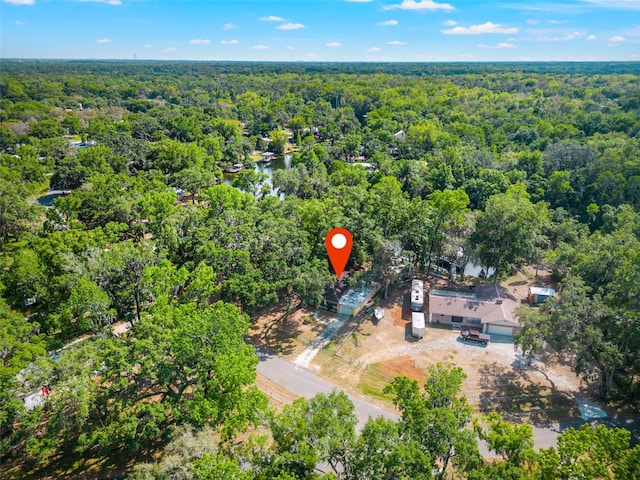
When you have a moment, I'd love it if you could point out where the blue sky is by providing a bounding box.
[1,0,639,61]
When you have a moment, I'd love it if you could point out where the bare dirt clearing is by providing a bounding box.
[248,304,331,358]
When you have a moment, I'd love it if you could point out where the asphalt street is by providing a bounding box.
[256,348,398,430]
[256,348,566,456]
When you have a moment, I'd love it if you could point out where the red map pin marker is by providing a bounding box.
[325,227,352,278]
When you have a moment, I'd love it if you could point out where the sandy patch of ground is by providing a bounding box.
[255,374,300,409]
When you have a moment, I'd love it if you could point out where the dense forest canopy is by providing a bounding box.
[1,60,640,479]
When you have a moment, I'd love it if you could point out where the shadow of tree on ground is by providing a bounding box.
[478,362,580,426]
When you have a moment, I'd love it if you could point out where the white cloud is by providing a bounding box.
[286,46,295,50]
[377,19,398,26]
[609,35,626,42]
[384,0,455,11]
[442,22,518,35]
[478,42,517,48]
[189,39,210,45]
[587,34,596,40]
[260,15,285,21]
[459,53,477,60]
[325,42,342,47]
[163,47,177,53]
[252,44,268,49]
[4,0,35,4]
[79,0,122,5]
[223,23,234,30]
[368,47,382,51]
[144,44,152,48]
[96,38,111,43]
[387,40,407,45]
[220,39,239,45]
[536,32,584,41]
[443,19,457,26]
[549,19,568,24]
[15,20,24,24]
[346,0,374,2]
[277,22,305,30]
[526,19,539,24]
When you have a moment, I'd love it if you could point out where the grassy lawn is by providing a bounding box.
[356,363,397,403]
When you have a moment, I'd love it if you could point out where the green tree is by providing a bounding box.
[347,417,433,480]
[172,167,220,203]
[61,115,82,135]
[50,155,89,190]
[67,277,115,335]
[537,423,633,480]
[0,125,17,150]
[232,169,269,197]
[368,176,409,238]
[517,276,622,399]
[470,184,549,282]
[97,241,159,327]
[269,127,289,155]
[0,174,37,245]
[138,190,178,239]
[370,237,403,299]
[383,364,480,477]
[28,118,64,139]
[473,413,535,468]
[425,189,470,277]
[26,300,267,460]
[269,390,358,477]
[129,426,222,480]
[0,298,47,442]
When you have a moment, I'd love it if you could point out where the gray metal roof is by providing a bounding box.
[529,286,555,296]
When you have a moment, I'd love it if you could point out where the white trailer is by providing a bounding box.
[410,279,424,312]
[412,312,426,339]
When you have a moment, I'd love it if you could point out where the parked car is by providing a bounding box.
[460,329,490,345]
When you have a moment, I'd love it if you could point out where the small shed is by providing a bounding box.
[528,286,555,305]
[412,312,426,339]
[337,282,381,317]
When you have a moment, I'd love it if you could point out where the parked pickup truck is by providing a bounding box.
[460,329,490,345]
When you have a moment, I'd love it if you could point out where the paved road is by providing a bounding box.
[255,348,569,457]
[256,349,398,430]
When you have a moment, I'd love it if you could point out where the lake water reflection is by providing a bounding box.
[222,154,292,198]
